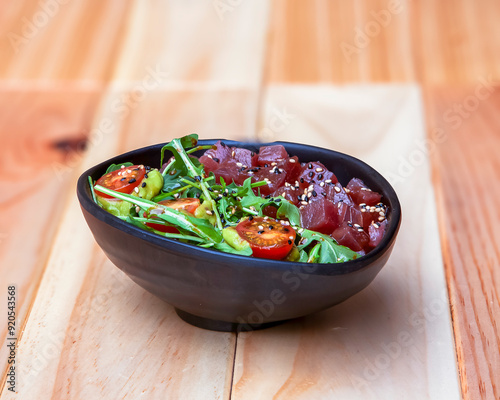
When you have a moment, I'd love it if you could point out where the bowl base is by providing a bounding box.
[175,309,285,332]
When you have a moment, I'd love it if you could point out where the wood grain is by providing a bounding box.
[424,86,500,400]
[0,1,131,82]
[266,0,500,84]
[232,85,460,399]
[0,86,102,382]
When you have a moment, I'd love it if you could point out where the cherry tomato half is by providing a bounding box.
[144,198,201,233]
[235,216,295,260]
[95,165,146,199]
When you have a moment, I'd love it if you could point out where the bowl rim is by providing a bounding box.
[77,139,401,276]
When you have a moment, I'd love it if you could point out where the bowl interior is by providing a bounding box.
[77,139,401,276]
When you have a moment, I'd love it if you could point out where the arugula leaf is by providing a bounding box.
[213,242,253,256]
[160,134,202,177]
[276,201,301,227]
[88,176,97,203]
[297,229,358,263]
[94,185,221,243]
[105,162,134,174]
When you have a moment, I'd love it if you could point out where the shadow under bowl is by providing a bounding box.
[77,140,401,332]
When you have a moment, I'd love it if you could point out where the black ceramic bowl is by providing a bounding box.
[77,140,401,332]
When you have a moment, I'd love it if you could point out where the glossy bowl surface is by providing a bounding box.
[77,140,401,331]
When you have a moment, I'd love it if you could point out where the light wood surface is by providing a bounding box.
[1,0,499,399]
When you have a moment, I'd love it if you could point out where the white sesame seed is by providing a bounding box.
[126,170,132,174]
[135,206,141,213]
[174,193,180,198]
[282,192,286,197]
[307,192,312,198]
[121,165,125,169]
[298,228,304,234]
[134,187,139,193]
[206,210,213,215]
[301,201,308,205]
[289,236,294,240]
[207,154,213,159]
[289,158,296,163]
[236,162,242,167]
[271,162,277,166]
[361,187,372,191]
[378,216,385,221]
[248,171,254,175]
[325,179,332,184]
[375,207,381,212]
[320,182,325,187]
[291,186,295,191]
[243,165,248,169]
[315,167,323,172]
[353,223,360,228]
[334,186,341,193]
[379,211,385,217]
[231,151,235,157]
[258,225,264,230]
[345,188,351,193]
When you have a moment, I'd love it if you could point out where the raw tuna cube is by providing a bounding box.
[300,197,337,234]
[331,222,369,252]
[346,178,382,206]
[257,145,289,166]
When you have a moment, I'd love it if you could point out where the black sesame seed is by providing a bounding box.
[220,142,226,147]
[120,177,126,181]
[269,225,273,230]
[312,190,317,197]
[265,164,268,168]
[288,240,292,245]
[275,198,281,202]
[208,187,213,192]
[317,174,323,180]
[213,158,220,163]
[195,175,201,181]
[308,172,314,178]
[308,163,313,169]
[251,151,255,157]
[144,173,149,179]
[321,192,326,197]
[284,228,289,232]
[297,196,302,201]
[128,178,136,183]
[195,192,201,198]
[265,195,271,199]
[249,216,253,221]
[223,192,228,197]
[141,182,147,188]
[300,178,304,183]
[258,230,264,234]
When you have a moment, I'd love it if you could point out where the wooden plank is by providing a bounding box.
[0,1,131,82]
[111,0,269,86]
[0,86,103,383]
[267,0,500,84]
[232,85,461,399]
[423,86,500,400]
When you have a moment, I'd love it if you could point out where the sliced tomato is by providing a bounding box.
[235,216,295,260]
[144,198,200,233]
[158,198,200,214]
[95,165,146,199]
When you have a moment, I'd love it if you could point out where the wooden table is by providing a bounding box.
[1,1,499,399]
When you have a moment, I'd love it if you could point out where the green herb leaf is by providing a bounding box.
[105,162,134,174]
[297,229,358,263]
[213,242,253,256]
